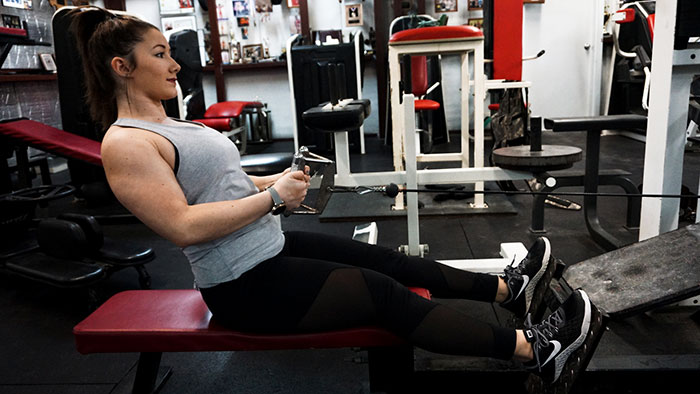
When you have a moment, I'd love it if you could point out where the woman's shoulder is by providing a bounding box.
[102,125,162,157]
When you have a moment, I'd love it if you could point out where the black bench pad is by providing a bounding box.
[302,100,368,132]
[563,224,700,319]
[5,253,105,287]
[240,152,294,176]
[544,114,647,132]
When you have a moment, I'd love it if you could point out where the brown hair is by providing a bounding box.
[68,7,158,129]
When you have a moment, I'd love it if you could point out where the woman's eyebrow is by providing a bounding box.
[153,44,167,50]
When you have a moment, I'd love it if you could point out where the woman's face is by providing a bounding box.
[127,28,181,101]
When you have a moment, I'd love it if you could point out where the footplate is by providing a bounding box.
[525,301,606,394]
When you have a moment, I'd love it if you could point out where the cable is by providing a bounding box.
[328,184,699,200]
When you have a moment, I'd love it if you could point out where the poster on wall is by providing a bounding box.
[159,0,195,15]
[287,0,299,8]
[161,15,197,39]
[2,0,32,10]
[435,0,457,13]
[345,4,362,27]
[233,0,250,17]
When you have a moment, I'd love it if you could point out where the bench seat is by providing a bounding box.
[74,288,430,354]
[74,288,431,393]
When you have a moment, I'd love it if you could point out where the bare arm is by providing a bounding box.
[249,171,286,191]
[101,128,308,248]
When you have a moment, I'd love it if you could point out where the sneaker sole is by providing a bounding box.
[552,290,592,383]
[524,237,552,314]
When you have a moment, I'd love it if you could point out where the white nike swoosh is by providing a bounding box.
[542,340,562,366]
[515,275,529,300]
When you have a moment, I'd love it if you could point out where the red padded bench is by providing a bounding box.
[0,118,291,189]
[74,288,431,393]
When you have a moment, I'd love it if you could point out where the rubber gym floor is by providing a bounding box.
[1,131,699,394]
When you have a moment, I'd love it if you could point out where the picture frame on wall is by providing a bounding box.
[161,15,197,39]
[159,0,194,15]
[435,0,457,13]
[467,0,483,10]
[287,0,299,8]
[345,4,362,27]
[467,18,484,30]
[2,0,31,10]
[38,53,56,72]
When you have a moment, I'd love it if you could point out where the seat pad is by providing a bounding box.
[415,99,440,111]
[389,25,483,44]
[74,288,430,354]
[544,114,647,132]
[0,119,102,166]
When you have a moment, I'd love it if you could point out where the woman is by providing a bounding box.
[69,7,591,384]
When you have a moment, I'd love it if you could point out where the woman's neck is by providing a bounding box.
[116,95,169,123]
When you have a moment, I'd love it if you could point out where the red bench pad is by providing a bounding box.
[415,99,440,111]
[193,117,232,131]
[74,288,431,354]
[204,101,263,119]
[0,119,102,166]
[389,25,483,44]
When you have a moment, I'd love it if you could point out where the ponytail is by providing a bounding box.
[68,7,157,130]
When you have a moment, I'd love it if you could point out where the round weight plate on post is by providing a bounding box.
[492,145,583,172]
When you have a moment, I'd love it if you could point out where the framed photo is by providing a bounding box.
[467,0,483,10]
[2,0,31,10]
[2,14,22,29]
[159,0,194,15]
[287,0,299,8]
[161,15,197,39]
[467,18,484,30]
[242,44,263,62]
[435,0,457,13]
[345,4,362,27]
[38,53,56,72]
[237,16,249,27]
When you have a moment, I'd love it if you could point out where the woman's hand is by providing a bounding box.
[273,168,310,210]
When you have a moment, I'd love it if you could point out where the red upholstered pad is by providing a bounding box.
[0,26,27,37]
[204,101,263,118]
[74,288,431,354]
[0,119,102,166]
[389,25,482,44]
[193,117,232,131]
[415,99,440,111]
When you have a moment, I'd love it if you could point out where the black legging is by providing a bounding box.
[200,231,516,360]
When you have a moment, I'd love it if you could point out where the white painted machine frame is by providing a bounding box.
[639,1,700,241]
[388,33,489,209]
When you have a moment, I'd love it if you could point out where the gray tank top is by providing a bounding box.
[112,118,285,288]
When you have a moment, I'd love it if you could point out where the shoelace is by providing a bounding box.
[524,309,564,372]
[503,256,522,277]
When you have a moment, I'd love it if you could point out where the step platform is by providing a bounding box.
[563,223,700,319]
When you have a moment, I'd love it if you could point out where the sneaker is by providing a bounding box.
[523,289,592,383]
[500,237,554,318]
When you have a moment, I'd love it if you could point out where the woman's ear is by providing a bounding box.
[111,57,132,77]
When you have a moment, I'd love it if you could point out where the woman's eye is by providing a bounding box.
[156,53,164,58]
